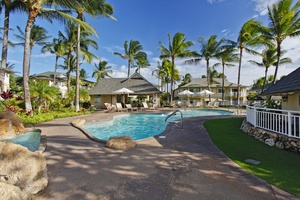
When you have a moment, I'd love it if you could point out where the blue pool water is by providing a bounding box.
[84,109,232,141]
[1,131,41,152]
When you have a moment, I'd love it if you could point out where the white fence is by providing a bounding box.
[246,106,300,139]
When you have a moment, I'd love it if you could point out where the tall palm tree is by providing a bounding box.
[152,61,167,91]
[14,25,51,75]
[179,73,192,87]
[135,52,150,73]
[92,60,113,82]
[20,0,96,112]
[213,46,239,105]
[59,22,77,92]
[263,0,300,83]
[0,0,25,69]
[73,0,114,111]
[114,40,146,78]
[198,35,228,92]
[237,19,264,106]
[248,47,292,93]
[41,38,66,85]
[159,32,196,102]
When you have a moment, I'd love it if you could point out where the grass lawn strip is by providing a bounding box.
[204,117,300,197]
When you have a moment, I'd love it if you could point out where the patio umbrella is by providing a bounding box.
[113,87,134,104]
[178,90,194,102]
[198,89,214,96]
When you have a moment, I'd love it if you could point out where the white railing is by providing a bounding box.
[246,106,300,139]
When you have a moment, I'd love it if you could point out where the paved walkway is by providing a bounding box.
[34,110,299,200]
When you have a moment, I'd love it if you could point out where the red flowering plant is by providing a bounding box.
[0,90,13,100]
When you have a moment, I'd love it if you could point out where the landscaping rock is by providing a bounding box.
[0,111,26,139]
[71,119,86,127]
[0,182,33,200]
[265,138,275,146]
[0,142,48,194]
[106,136,137,150]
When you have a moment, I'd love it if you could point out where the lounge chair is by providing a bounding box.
[213,102,220,108]
[196,101,202,107]
[104,103,116,112]
[207,102,213,108]
[142,102,155,110]
[116,103,128,112]
[126,104,138,112]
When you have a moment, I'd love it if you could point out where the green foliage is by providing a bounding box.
[204,118,300,197]
[19,109,92,125]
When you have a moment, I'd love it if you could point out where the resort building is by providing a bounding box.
[261,67,300,111]
[22,71,94,98]
[174,78,248,106]
[89,72,162,109]
[0,67,13,93]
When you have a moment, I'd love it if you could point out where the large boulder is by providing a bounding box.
[0,111,26,139]
[71,119,86,127]
[0,182,33,200]
[106,136,137,150]
[0,142,48,194]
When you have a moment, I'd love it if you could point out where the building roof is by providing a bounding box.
[89,72,162,95]
[178,78,243,89]
[261,67,300,96]
[30,71,94,83]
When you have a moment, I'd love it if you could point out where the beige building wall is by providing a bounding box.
[282,91,300,111]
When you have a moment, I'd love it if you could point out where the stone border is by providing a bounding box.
[241,120,300,153]
[70,122,106,144]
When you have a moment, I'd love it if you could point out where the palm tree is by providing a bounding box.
[20,0,97,112]
[213,46,239,105]
[248,47,292,93]
[152,61,167,91]
[92,60,113,82]
[58,54,77,92]
[79,68,89,80]
[236,19,265,106]
[30,80,59,114]
[41,38,66,85]
[263,0,300,83]
[159,32,197,102]
[114,40,146,78]
[198,35,228,93]
[0,0,25,70]
[179,73,192,87]
[14,25,51,75]
[73,0,114,112]
[135,52,150,73]
[58,22,77,92]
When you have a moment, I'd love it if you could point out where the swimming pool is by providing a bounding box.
[84,109,232,141]
[1,131,41,152]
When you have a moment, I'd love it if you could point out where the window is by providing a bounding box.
[232,89,238,92]
[218,88,223,94]
[298,95,300,106]
[94,96,100,103]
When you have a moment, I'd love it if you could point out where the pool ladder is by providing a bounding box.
[165,110,183,129]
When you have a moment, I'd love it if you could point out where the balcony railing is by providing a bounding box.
[246,106,300,139]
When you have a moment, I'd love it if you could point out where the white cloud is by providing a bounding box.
[207,0,225,4]
[251,0,278,16]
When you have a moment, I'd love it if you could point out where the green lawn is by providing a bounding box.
[204,118,300,197]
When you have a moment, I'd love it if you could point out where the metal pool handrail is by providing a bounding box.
[165,110,183,129]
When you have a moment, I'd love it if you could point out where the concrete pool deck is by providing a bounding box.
[34,109,299,200]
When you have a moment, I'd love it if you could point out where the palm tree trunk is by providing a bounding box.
[23,13,37,112]
[1,9,10,70]
[222,63,225,106]
[75,25,81,112]
[262,67,268,93]
[273,43,281,84]
[170,59,174,103]
[28,47,33,75]
[237,48,243,107]
[53,56,58,85]
[127,60,130,78]
[67,52,71,92]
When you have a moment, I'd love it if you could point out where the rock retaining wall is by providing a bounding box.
[241,120,300,154]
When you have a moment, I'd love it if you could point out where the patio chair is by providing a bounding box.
[116,103,128,112]
[213,102,220,108]
[207,102,213,108]
[142,102,155,110]
[126,104,138,112]
[104,103,116,112]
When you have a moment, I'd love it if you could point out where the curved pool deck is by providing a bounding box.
[33,109,299,200]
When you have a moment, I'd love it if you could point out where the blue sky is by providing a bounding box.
[3,0,300,87]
